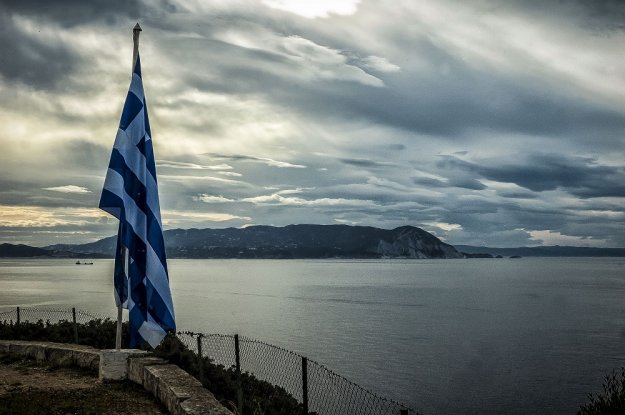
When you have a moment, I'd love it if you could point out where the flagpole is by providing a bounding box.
[132,22,142,70]
[115,22,142,350]
[115,302,123,349]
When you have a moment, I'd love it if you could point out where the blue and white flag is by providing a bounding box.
[99,54,175,348]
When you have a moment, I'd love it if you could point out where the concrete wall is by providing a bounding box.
[0,340,234,415]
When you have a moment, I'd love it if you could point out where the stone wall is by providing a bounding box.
[0,340,234,415]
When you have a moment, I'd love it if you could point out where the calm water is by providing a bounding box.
[1,257,625,414]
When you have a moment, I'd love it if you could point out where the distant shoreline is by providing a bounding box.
[2,255,625,260]
[2,224,624,259]
[46,245,625,259]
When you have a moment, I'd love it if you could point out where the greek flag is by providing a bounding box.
[99,54,176,348]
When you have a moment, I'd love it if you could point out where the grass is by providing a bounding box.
[0,357,166,415]
[0,381,164,415]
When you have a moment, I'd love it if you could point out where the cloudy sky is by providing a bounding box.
[1,0,624,248]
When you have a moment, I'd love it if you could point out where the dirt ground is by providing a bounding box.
[0,356,167,415]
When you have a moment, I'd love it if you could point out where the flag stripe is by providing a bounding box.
[113,224,128,306]
[133,59,142,77]
[136,136,147,157]
[147,218,167,272]
[119,92,143,131]
[129,75,144,102]
[143,99,152,138]
[145,278,175,326]
[146,246,172,307]
[143,137,158,185]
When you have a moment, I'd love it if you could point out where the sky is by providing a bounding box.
[0,0,624,248]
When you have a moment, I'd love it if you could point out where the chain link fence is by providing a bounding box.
[0,306,111,325]
[0,307,418,415]
[0,306,114,344]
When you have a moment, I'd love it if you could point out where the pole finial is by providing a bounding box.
[133,22,142,32]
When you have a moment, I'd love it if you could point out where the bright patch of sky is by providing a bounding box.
[262,0,361,18]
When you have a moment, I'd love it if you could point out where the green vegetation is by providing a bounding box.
[0,319,127,349]
[0,319,304,414]
[578,368,625,415]
[156,333,303,414]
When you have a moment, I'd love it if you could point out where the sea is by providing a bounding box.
[1,257,624,414]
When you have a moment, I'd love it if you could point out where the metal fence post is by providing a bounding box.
[72,307,78,343]
[302,357,309,415]
[16,306,20,326]
[197,334,204,383]
[235,334,243,415]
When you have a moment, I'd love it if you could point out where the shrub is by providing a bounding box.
[0,318,127,349]
[579,368,625,415]
[153,334,303,414]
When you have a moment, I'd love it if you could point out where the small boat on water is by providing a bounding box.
[75,261,94,265]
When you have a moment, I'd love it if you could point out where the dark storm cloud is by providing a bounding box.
[0,0,175,89]
[309,185,426,206]
[339,158,395,168]
[189,40,625,147]
[446,198,500,215]
[346,71,625,144]
[413,177,447,188]
[27,194,95,208]
[52,140,112,171]
[0,0,145,27]
[497,190,539,199]
[0,185,99,209]
[134,2,625,148]
[209,2,625,147]
[498,0,625,32]
[0,14,78,89]
[0,140,109,210]
[447,178,486,191]
[438,154,625,198]
[412,176,485,191]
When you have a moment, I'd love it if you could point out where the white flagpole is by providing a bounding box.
[115,298,123,349]
[115,246,128,349]
[116,23,142,350]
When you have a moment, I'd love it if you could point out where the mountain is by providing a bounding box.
[47,238,117,257]
[22,228,625,259]
[0,243,53,257]
[48,224,463,259]
[456,245,625,257]
[0,242,109,259]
